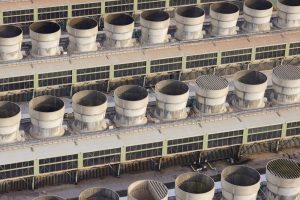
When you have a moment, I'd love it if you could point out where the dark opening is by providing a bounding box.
[0,102,20,118]
[279,0,300,6]
[69,17,98,30]
[246,0,273,10]
[157,80,189,95]
[0,25,22,38]
[142,10,169,22]
[76,91,107,107]
[176,6,205,18]
[224,167,260,186]
[32,96,64,112]
[238,71,267,85]
[116,86,148,101]
[211,2,239,14]
[106,14,134,26]
[30,21,60,34]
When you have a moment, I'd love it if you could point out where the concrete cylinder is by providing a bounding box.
[128,180,168,200]
[104,13,134,48]
[221,166,261,200]
[210,2,240,36]
[266,159,300,200]
[30,21,61,57]
[0,101,21,144]
[175,172,215,200]
[276,0,300,28]
[155,80,189,121]
[242,0,273,32]
[272,65,300,104]
[29,95,65,139]
[140,10,170,44]
[114,85,148,127]
[0,25,23,61]
[67,17,99,53]
[79,187,119,200]
[234,70,267,109]
[33,196,65,200]
[175,6,205,40]
[195,75,229,114]
[72,90,107,132]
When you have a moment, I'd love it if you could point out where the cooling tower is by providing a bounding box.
[140,10,170,44]
[67,17,99,53]
[175,172,215,200]
[79,187,119,200]
[72,90,107,132]
[175,6,205,40]
[195,75,229,114]
[30,21,61,57]
[221,165,261,200]
[276,0,300,28]
[114,85,148,127]
[242,0,273,32]
[0,101,21,144]
[154,80,189,121]
[0,25,23,61]
[33,196,65,200]
[128,180,168,200]
[209,2,240,36]
[104,13,134,48]
[234,70,267,109]
[29,95,65,139]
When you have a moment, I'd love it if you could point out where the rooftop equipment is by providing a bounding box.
[114,85,148,127]
[140,10,170,44]
[195,75,229,114]
[209,2,240,36]
[79,187,120,200]
[29,95,65,139]
[104,13,134,48]
[175,172,215,200]
[128,180,168,200]
[67,17,99,53]
[234,70,267,109]
[276,0,300,28]
[242,0,273,32]
[72,90,107,132]
[154,80,189,121]
[33,196,65,200]
[175,6,205,40]
[0,25,23,61]
[266,158,300,200]
[221,165,261,200]
[29,21,61,57]
[272,65,300,104]
[0,101,21,144]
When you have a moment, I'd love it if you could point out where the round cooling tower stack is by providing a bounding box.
[104,13,134,48]
[266,159,300,200]
[209,2,240,36]
[242,0,273,32]
[234,70,267,109]
[174,6,205,40]
[175,172,215,200]
[67,17,99,53]
[33,196,65,200]
[79,187,120,200]
[0,25,23,61]
[195,75,229,114]
[272,65,300,104]
[140,10,170,44]
[276,0,300,28]
[29,96,65,139]
[30,21,61,57]
[154,80,189,121]
[114,85,148,127]
[0,101,21,144]
[72,90,108,132]
[221,166,261,200]
[128,180,168,200]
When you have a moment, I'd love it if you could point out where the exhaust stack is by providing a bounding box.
[67,17,99,53]
[195,75,229,114]
[29,96,65,139]
[104,13,134,48]
[128,180,168,200]
[210,2,240,36]
[175,6,205,40]
[72,90,107,132]
[221,166,261,200]
[276,0,300,28]
[0,25,23,61]
[242,0,273,32]
[30,21,61,57]
[175,172,215,200]
[155,80,189,121]
[79,187,120,200]
[234,70,267,109]
[140,10,170,44]
[0,101,21,144]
